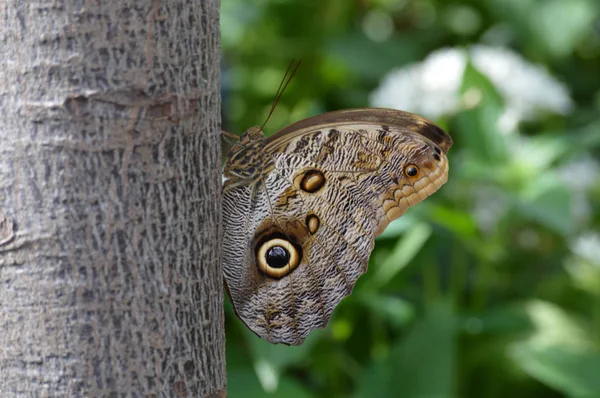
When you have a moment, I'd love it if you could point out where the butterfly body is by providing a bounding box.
[223,108,452,345]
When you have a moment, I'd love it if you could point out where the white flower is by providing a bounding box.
[370,45,573,128]
[370,48,464,120]
[471,45,573,122]
[557,157,600,222]
[557,157,600,192]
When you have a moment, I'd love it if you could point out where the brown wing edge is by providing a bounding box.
[267,108,453,153]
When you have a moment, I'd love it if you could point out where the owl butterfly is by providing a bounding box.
[222,76,452,347]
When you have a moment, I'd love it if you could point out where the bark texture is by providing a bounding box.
[0,1,225,396]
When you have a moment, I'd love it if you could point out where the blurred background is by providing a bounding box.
[220,0,600,397]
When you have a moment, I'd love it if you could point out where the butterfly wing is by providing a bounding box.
[223,108,452,345]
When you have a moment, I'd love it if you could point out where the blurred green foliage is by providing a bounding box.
[221,0,600,397]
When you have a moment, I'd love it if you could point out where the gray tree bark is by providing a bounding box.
[0,1,226,397]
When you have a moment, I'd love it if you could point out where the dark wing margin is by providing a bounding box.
[266,108,453,154]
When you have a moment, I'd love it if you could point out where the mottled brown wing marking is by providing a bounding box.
[346,132,400,225]
[311,129,340,164]
[273,155,374,239]
[271,154,375,309]
[354,149,382,170]
[355,130,398,185]
[277,185,298,206]
[273,169,373,244]
[325,130,404,228]
[259,177,286,239]
[285,266,301,343]
[223,183,276,334]
[354,131,385,171]
[309,231,352,293]
[302,236,327,323]
[281,172,360,292]
[286,131,323,160]
[272,171,373,283]
[294,136,310,151]
[272,163,373,273]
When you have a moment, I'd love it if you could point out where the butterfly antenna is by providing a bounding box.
[259,59,302,132]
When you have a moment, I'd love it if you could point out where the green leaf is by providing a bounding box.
[356,300,456,398]
[427,205,478,239]
[228,369,314,398]
[529,0,598,58]
[234,318,323,393]
[510,345,600,398]
[508,300,600,397]
[457,60,509,164]
[329,32,425,80]
[376,212,419,239]
[487,0,599,58]
[357,294,415,329]
[366,222,432,290]
[518,174,572,236]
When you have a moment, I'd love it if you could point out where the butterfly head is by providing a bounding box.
[239,126,265,144]
[224,126,267,183]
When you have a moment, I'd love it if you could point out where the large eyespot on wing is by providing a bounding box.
[255,237,302,279]
[226,155,376,345]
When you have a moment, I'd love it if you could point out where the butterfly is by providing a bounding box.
[222,62,452,345]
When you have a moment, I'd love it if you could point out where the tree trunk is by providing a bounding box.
[0,1,225,396]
